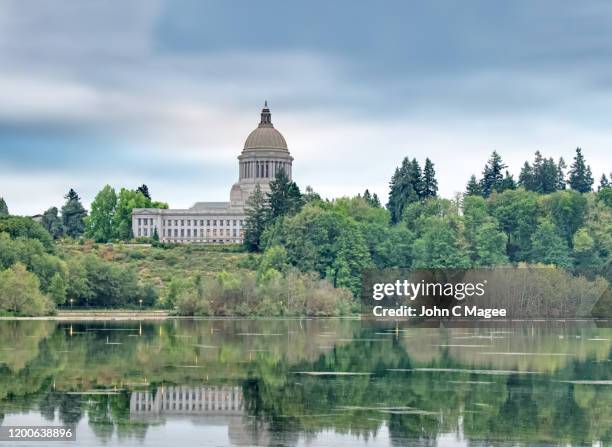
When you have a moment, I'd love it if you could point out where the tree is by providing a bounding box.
[267,169,303,220]
[387,157,420,223]
[519,162,537,191]
[479,151,506,197]
[465,175,482,196]
[112,188,168,240]
[530,219,572,268]
[48,272,67,305]
[556,157,567,190]
[0,215,55,252]
[422,158,438,199]
[61,189,87,238]
[0,197,8,217]
[569,148,594,193]
[541,190,587,246]
[599,174,610,191]
[41,207,63,239]
[500,170,517,192]
[411,216,471,268]
[243,185,268,252]
[488,189,540,261]
[463,196,508,266]
[303,186,322,204]
[362,189,381,208]
[408,158,424,199]
[136,184,151,200]
[86,185,117,242]
[0,263,51,315]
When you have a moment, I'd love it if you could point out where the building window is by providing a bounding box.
[143,228,148,236]
[220,220,223,226]
[207,229,210,236]
[233,220,236,226]
[213,220,217,226]
[181,220,184,226]
[180,229,184,237]
[187,229,191,237]
[213,229,217,236]
[239,220,243,226]
[174,220,178,226]
[200,220,204,226]
[226,220,230,226]
[138,229,142,236]
[232,229,236,236]
[206,220,210,226]
[174,229,178,237]
[150,218,153,225]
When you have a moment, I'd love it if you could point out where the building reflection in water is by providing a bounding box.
[130,385,243,415]
[130,386,271,446]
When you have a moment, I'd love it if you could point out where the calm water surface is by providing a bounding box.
[0,319,611,446]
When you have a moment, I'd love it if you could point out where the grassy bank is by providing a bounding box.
[58,240,256,294]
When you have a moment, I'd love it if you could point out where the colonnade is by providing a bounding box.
[239,159,291,180]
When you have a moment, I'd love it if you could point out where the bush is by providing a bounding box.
[0,263,53,316]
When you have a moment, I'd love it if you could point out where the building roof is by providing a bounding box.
[243,103,288,151]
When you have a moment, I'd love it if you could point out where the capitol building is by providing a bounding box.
[132,103,293,244]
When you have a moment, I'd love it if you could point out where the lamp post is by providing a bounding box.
[139,299,143,309]
[70,298,74,309]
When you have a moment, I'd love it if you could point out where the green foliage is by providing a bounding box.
[174,270,353,317]
[0,216,54,251]
[387,157,422,224]
[597,187,612,208]
[112,188,167,241]
[463,196,508,266]
[422,158,438,199]
[540,190,587,246]
[257,245,289,279]
[48,272,67,305]
[61,189,87,238]
[465,175,482,197]
[0,263,53,315]
[0,197,8,217]
[530,219,572,268]
[41,207,63,239]
[488,189,540,261]
[409,199,471,269]
[569,147,594,193]
[479,151,506,197]
[266,169,303,220]
[519,151,563,193]
[86,185,117,242]
[243,184,268,251]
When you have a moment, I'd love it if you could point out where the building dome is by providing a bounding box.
[243,102,288,150]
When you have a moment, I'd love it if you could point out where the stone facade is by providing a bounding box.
[132,103,293,244]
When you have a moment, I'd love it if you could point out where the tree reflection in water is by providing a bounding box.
[0,319,611,446]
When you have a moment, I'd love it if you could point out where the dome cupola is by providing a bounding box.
[243,101,288,151]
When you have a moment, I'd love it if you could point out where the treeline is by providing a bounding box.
[0,216,157,315]
[243,148,611,296]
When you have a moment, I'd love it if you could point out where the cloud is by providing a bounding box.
[0,0,610,215]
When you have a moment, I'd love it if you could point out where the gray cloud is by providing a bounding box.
[0,0,610,214]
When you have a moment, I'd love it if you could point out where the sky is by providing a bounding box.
[0,0,611,215]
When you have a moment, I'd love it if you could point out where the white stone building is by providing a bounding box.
[132,103,293,244]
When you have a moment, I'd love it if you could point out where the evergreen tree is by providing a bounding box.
[371,193,381,208]
[465,175,482,196]
[556,157,567,190]
[408,158,424,199]
[518,162,536,191]
[136,184,151,200]
[598,173,610,191]
[243,185,268,252]
[569,147,594,193]
[479,151,506,197]
[41,207,63,239]
[387,157,420,223]
[362,189,381,207]
[422,158,438,199]
[86,185,117,242]
[61,189,87,238]
[500,170,517,192]
[267,169,303,219]
[540,157,559,193]
[0,197,8,217]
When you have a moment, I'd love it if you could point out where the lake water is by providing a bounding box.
[0,319,611,446]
